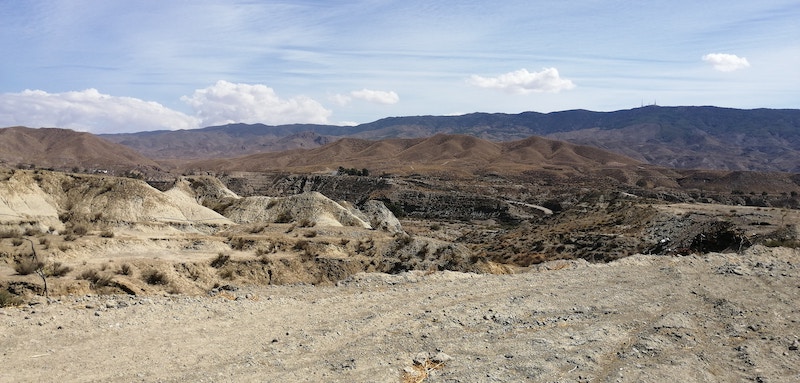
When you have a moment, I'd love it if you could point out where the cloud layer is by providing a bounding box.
[468,68,576,94]
[0,89,198,134]
[0,81,338,133]
[702,53,750,72]
[182,81,332,127]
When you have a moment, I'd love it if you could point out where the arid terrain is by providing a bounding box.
[2,119,800,381]
[2,246,799,382]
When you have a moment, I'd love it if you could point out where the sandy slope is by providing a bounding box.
[2,246,798,382]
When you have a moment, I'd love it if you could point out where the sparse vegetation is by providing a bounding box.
[0,290,22,307]
[0,229,22,239]
[100,230,115,238]
[48,262,72,277]
[211,253,231,268]
[118,263,134,276]
[142,269,170,285]
[14,256,44,275]
[78,269,113,288]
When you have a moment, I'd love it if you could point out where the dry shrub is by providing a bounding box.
[303,230,318,238]
[210,253,231,268]
[49,262,72,277]
[14,257,44,275]
[78,269,113,288]
[23,227,42,236]
[0,229,21,239]
[142,269,170,285]
[63,234,77,242]
[401,359,445,383]
[100,230,114,238]
[10,238,24,247]
[70,225,89,236]
[118,263,134,276]
[0,290,22,308]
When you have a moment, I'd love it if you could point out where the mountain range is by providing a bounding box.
[99,105,800,173]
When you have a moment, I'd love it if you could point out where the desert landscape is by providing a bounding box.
[1,110,800,381]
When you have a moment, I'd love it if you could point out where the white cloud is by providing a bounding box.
[349,89,399,104]
[468,68,576,94]
[330,89,400,106]
[182,80,332,126]
[329,93,352,106]
[702,53,750,72]
[0,88,199,134]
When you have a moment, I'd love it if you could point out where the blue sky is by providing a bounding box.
[1,0,798,133]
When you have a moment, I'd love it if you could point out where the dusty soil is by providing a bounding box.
[2,245,799,383]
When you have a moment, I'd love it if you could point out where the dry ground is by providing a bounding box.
[2,245,799,382]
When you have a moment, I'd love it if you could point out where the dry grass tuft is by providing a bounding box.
[401,359,445,383]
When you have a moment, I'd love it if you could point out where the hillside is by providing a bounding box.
[0,126,161,173]
[184,134,643,177]
[100,106,800,172]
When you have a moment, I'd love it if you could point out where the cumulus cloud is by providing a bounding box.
[349,89,399,104]
[330,89,399,106]
[0,88,199,134]
[702,53,750,72]
[468,68,576,94]
[182,80,332,126]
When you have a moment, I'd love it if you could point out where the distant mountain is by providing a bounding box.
[101,106,800,173]
[0,126,160,173]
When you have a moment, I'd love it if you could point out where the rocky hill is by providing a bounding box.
[0,126,161,174]
[99,106,800,172]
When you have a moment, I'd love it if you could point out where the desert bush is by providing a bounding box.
[142,269,170,285]
[39,237,50,246]
[0,290,22,307]
[430,223,441,231]
[100,230,114,238]
[218,268,235,280]
[299,218,315,228]
[210,253,231,268]
[293,240,310,251]
[275,211,293,224]
[303,230,318,238]
[63,234,77,242]
[58,244,71,252]
[11,238,24,247]
[0,229,21,239]
[78,269,113,288]
[14,257,44,275]
[23,227,42,236]
[48,262,72,277]
[118,263,134,276]
[70,225,88,236]
[228,237,252,251]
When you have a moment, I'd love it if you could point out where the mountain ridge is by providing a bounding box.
[97,106,800,172]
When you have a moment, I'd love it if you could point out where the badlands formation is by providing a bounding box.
[0,164,798,382]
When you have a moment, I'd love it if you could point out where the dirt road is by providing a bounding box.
[2,246,799,382]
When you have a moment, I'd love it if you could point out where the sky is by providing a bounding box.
[0,0,798,134]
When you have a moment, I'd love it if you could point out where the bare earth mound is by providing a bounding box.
[1,246,798,382]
